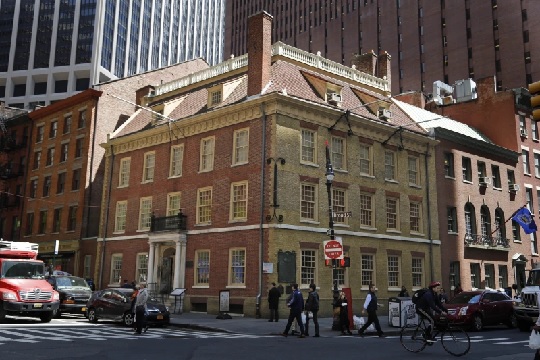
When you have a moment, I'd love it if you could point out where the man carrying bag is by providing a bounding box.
[135,283,149,334]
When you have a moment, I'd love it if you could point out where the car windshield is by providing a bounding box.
[55,276,90,289]
[448,293,481,304]
[1,261,45,279]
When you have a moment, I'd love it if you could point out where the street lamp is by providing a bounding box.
[325,141,340,330]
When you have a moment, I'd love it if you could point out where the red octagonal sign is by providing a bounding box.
[324,240,343,259]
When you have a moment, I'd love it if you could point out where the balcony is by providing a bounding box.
[150,212,187,232]
[0,136,28,152]
[464,234,510,250]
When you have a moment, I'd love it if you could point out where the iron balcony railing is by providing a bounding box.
[150,212,187,232]
[464,234,510,249]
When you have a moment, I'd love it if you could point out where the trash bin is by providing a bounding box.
[388,297,417,327]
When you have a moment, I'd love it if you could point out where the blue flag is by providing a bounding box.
[512,207,538,234]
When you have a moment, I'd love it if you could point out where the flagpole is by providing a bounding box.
[489,204,528,236]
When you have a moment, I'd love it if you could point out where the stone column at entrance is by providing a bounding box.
[173,234,187,289]
[147,242,156,288]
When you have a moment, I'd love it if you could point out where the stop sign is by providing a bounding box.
[324,239,343,259]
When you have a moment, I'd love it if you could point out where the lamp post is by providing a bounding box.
[325,141,340,330]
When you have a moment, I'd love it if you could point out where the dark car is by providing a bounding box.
[445,290,516,331]
[46,275,93,317]
[86,288,170,327]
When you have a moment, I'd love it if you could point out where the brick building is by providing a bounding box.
[100,12,441,317]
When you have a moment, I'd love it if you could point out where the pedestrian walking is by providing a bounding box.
[358,283,384,337]
[130,286,139,331]
[134,283,149,334]
[336,291,353,335]
[268,282,281,322]
[304,283,320,337]
[398,285,409,297]
[281,283,305,338]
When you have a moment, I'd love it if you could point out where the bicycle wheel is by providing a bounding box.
[441,328,471,357]
[400,325,427,353]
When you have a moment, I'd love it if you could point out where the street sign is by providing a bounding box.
[324,238,344,260]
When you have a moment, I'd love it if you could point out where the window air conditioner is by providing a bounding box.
[509,183,520,192]
[378,108,392,120]
[520,129,528,137]
[479,176,492,185]
[327,93,342,103]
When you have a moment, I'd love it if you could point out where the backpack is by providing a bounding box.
[412,288,428,305]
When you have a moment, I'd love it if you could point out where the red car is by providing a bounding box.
[445,290,515,331]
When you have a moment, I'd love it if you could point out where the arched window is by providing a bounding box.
[494,208,506,243]
[464,202,476,239]
[480,206,491,240]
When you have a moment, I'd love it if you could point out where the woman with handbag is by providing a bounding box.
[134,283,149,334]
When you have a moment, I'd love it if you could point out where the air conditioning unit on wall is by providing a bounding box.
[521,129,528,138]
[509,183,520,192]
[378,108,392,120]
[479,177,492,186]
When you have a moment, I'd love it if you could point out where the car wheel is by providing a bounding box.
[87,308,98,323]
[473,314,483,331]
[123,312,134,327]
[53,308,61,318]
[507,313,517,328]
[40,311,53,323]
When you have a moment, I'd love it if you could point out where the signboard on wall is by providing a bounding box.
[219,290,230,313]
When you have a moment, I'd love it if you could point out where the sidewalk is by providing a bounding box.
[169,312,403,336]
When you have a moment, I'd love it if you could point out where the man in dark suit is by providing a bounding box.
[268,282,281,322]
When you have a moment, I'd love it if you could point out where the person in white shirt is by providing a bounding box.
[134,284,149,334]
[358,284,384,337]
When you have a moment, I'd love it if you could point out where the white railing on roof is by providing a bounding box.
[152,42,389,96]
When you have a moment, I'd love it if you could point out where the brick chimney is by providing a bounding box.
[135,85,155,107]
[378,51,391,90]
[247,11,273,97]
[351,50,377,76]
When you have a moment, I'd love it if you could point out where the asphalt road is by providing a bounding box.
[0,315,534,360]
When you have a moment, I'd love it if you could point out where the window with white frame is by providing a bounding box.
[142,152,155,182]
[231,181,248,220]
[167,192,181,216]
[535,153,540,177]
[301,129,316,164]
[386,197,399,230]
[385,150,396,180]
[331,137,345,170]
[233,129,249,165]
[197,187,212,224]
[361,254,374,287]
[484,263,495,288]
[462,157,472,181]
[119,158,130,187]
[138,197,152,230]
[410,201,422,233]
[136,253,148,283]
[408,156,419,185]
[229,248,246,285]
[195,250,210,285]
[412,258,423,287]
[498,265,508,288]
[114,201,128,232]
[387,255,400,287]
[332,188,346,224]
[533,120,539,140]
[200,137,215,172]
[359,144,372,175]
[300,184,317,220]
[523,150,531,175]
[169,145,183,177]
[83,255,91,278]
[360,193,373,227]
[301,250,316,286]
[110,254,123,284]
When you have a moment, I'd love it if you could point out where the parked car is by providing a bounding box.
[86,288,170,327]
[46,275,93,317]
[445,290,516,331]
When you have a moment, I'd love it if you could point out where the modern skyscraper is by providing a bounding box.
[225,0,540,94]
[0,0,225,109]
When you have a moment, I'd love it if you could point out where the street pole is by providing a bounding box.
[325,141,340,330]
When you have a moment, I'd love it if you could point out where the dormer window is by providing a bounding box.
[326,84,342,106]
[210,90,222,106]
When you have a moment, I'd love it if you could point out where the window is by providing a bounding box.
[449,261,460,288]
[384,150,396,180]
[75,138,83,158]
[388,255,400,287]
[412,258,423,287]
[43,176,51,197]
[167,192,181,216]
[60,143,69,162]
[527,187,534,212]
[408,156,419,185]
[301,129,316,164]
[67,205,77,231]
[78,110,86,129]
[300,184,317,221]
[136,197,152,231]
[360,193,374,227]
[83,255,91,278]
[38,210,47,234]
[115,201,128,232]
[498,265,508,288]
[462,157,472,181]
[136,253,148,283]
[361,254,374,287]
[110,254,123,284]
[535,153,540,177]
[331,137,345,170]
[512,220,521,241]
[301,250,316,286]
[25,212,34,236]
[229,248,246,285]
[477,161,486,179]
[480,206,491,239]
[410,202,422,233]
[359,144,372,175]
[169,145,183,177]
[197,187,212,224]
[195,250,210,285]
[142,152,155,182]
[447,207,457,233]
[520,115,526,134]
[484,264,495,288]
[52,208,62,233]
[200,137,215,172]
[464,202,476,239]
[508,169,516,187]
[57,172,66,194]
[36,126,44,143]
[470,263,480,288]
[49,121,58,138]
[230,181,248,220]
[523,150,531,174]
[46,148,55,166]
[386,197,399,230]
[118,158,130,187]
[63,115,72,134]
[332,188,346,224]
[72,169,81,191]
[30,179,38,198]
[491,165,501,187]
[210,90,222,105]
[233,129,249,165]
[533,121,539,140]
[33,151,41,170]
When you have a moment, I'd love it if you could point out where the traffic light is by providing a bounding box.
[339,257,350,267]
[529,81,540,121]
[325,259,331,267]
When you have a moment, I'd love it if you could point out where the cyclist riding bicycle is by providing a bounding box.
[415,281,447,343]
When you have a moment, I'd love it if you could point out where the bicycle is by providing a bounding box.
[400,314,471,357]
